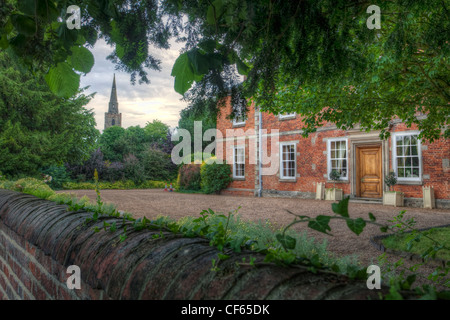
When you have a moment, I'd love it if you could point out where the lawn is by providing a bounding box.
[381,227,450,261]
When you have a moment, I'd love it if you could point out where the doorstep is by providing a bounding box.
[349,197,383,205]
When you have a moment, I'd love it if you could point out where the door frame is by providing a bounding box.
[355,144,383,198]
[348,132,389,198]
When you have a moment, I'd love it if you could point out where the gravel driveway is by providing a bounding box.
[60,189,449,267]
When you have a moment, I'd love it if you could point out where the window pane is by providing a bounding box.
[396,136,403,146]
[397,146,403,156]
[410,135,417,145]
[412,157,419,167]
[404,146,411,156]
[405,168,412,177]
[404,136,410,146]
[398,168,405,177]
[397,158,404,167]
[411,145,418,155]
[406,157,411,166]
[412,168,419,177]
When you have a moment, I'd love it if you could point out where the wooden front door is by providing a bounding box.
[356,145,382,198]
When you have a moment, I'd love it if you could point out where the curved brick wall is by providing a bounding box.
[0,189,386,300]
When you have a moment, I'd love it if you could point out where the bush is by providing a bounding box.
[141,148,177,181]
[123,154,146,185]
[385,171,398,192]
[41,165,71,189]
[177,164,202,191]
[1,177,55,199]
[65,148,105,182]
[62,180,170,190]
[200,160,232,194]
[102,161,125,182]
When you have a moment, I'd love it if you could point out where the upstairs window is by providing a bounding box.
[279,112,296,120]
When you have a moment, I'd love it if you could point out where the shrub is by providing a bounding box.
[177,164,202,191]
[103,161,125,182]
[62,180,170,190]
[141,148,177,181]
[65,148,106,182]
[200,160,232,194]
[385,171,398,192]
[2,177,55,199]
[123,154,146,185]
[41,165,71,189]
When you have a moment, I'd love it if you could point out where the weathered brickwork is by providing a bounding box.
[216,100,449,208]
[0,190,388,300]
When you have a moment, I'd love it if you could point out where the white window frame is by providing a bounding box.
[278,112,296,120]
[392,131,422,182]
[232,117,246,126]
[327,138,348,180]
[279,142,297,180]
[233,145,245,179]
[232,106,246,126]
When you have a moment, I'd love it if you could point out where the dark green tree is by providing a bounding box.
[1,0,448,141]
[98,126,126,162]
[0,51,99,177]
[177,98,217,153]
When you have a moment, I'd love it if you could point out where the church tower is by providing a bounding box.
[104,74,122,130]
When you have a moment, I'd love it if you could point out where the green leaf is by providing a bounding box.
[68,46,95,73]
[236,58,250,76]
[171,52,197,95]
[308,215,331,234]
[45,62,80,98]
[206,0,224,25]
[218,253,230,261]
[198,39,217,53]
[276,234,296,250]
[346,218,366,235]
[368,212,376,222]
[0,34,8,49]
[331,196,349,218]
[10,14,36,36]
[380,226,388,233]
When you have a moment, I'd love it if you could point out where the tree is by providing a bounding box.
[0,51,99,177]
[98,126,126,162]
[177,98,217,153]
[1,0,448,141]
[144,119,170,147]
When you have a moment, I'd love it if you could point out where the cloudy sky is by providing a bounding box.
[79,39,188,132]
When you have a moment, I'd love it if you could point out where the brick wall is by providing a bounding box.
[216,100,450,207]
[0,189,387,300]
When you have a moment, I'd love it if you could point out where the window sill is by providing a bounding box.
[279,178,297,183]
[233,177,246,181]
[326,180,349,184]
[396,180,422,186]
[232,123,246,128]
[278,116,296,121]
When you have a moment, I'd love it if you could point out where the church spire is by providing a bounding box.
[108,73,118,113]
[104,73,122,130]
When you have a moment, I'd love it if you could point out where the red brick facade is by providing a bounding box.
[216,98,450,208]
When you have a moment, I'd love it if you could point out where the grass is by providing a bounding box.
[381,227,450,260]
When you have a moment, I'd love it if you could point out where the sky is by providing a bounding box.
[79,38,188,133]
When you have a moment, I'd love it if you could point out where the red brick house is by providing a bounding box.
[216,97,450,208]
